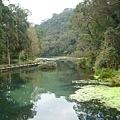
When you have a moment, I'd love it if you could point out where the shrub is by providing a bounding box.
[95,47,119,71]
[77,58,88,69]
[94,68,115,80]
[94,68,120,86]
[0,58,8,64]
[110,69,120,86]
[38,61,57,70]
[11,59,19,64]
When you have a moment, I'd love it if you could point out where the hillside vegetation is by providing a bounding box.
[36,8,86,57]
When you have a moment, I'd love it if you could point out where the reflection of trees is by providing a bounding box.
[0,70,37,120]
[40,61,79,98]
[0,92,36,120]
[57,60,77,71]
[73,100,120,120]
[0,71,29,91]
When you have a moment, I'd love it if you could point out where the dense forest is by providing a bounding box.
[71,0,120,84]
[36,8,79,57]
[72,0,120,69]
[0,0,41,65]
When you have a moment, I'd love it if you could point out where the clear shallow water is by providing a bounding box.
[0,61,120,120]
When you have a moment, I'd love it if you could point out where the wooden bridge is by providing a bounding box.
[0,63,41,72]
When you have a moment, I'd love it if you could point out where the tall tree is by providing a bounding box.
[27,26,42,60]
[9,4,31,64]
[0,1,6,58]
[2,5,17,65]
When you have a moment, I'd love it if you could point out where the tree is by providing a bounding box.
[9,4,31,64]
[27,26,41,60]
[72,0,120,69]
[0,1,6,59]
[37,8,80,56]
[2,5,17,65]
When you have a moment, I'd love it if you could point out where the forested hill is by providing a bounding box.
[36,8,81,57]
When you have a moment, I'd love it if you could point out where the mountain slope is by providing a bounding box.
[37,8,79,56]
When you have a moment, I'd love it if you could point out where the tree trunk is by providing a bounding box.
[7,48,10,65]
[19,52,21,65]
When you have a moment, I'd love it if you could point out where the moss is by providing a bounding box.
[70,85,120,111]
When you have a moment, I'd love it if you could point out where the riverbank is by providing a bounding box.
[0,57,81,72]
[70,84,120,111]
[0,62,41,72]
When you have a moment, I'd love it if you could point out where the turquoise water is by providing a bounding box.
[0,61,120,120]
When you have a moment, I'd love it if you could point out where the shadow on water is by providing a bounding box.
[74,100,120,120]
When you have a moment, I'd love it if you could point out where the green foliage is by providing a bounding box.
[20,54,28,62]
[0,58,8,64]
[37,8,82,57]
[94,68,120,86]
[111,69,120,86]
[95,27,120,70]
[77,58,88,69]
[0,2,34,65]
[38,61,57,70]
[72,0,120,73]
[11,59,19,64]
[12,5,30,54]
[94,68,115,80]
[95,47,119,70]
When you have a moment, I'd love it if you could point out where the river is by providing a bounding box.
[0,60,120,120]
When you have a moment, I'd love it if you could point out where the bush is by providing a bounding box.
[77,58,90,69]
[21,54,28,62]
[94,68,115,80]
[110,69,120,86]
[95,47,119,70]
[0,58,8,64]
[11,59,19,64]
[94,68,120,86]
[38,61,57,70]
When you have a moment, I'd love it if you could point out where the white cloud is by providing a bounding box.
[6,0,83,24]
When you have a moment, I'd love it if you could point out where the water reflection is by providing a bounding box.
[0,71,36,120]
[74,100,120,120]
[29,93,78,120]
[0,61,79,120]
[0,61,120,120]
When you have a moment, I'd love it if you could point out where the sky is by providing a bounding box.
[5,0,83,24]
